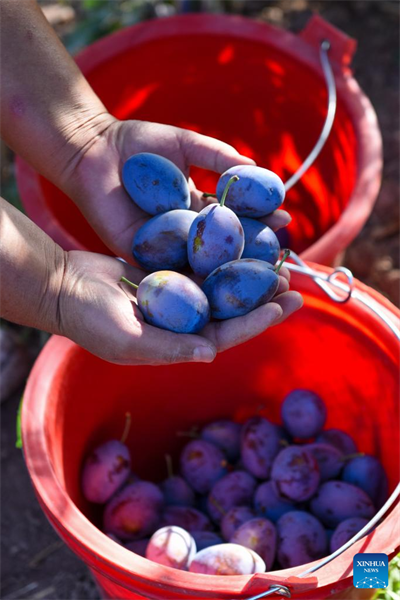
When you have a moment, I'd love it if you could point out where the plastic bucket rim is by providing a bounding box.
[22,265,400,596]
[15,13,383,264]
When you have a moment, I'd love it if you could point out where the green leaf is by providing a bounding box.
[16,394,24,449]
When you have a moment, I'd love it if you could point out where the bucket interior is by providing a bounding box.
[36,28,357,254]
[42,279,398,539]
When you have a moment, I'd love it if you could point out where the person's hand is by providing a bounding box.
[63,118,292,263]
[58,251,301,365]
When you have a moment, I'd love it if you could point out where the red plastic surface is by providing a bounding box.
[22,267,400,600]
[15,14,382,265]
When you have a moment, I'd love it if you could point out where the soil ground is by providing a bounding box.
[1,1,399,599]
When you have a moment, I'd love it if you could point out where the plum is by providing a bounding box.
[239,217,280,264]
[122,153,190,214]
[132,210,197,272]
[276,511,328,568]
[231,518,277,570]
[162,506,213,532]
[310,481,375,528]
[271,446,320,501]
[161,476,196,507]
[241,416,282,479]
[221,506,256,541]
[121,271,210,334]
[188,176,244,278]
[180,439,227,494]
[146,526,196,570]
[125,538,149,557]
[189,543,266,575]
[316,429,357,455]
[254,481,296,523]
[305,443,344,481]
[81,440,131,504]
[216,165,285,217]
[207,471,257,523]
[201,420,242,462]
[281,389,327,439]
[330,517,369,553]
[342,455,388,508]
[103,481,164,541]
[192,531,223,551]
[202,255,288,320]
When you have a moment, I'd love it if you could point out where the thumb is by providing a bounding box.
[179,129,256,174]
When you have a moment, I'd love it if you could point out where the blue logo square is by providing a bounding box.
[353,553,388,588]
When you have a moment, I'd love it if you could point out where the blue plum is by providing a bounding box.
[201,420,242,462]
[239,218,280,264]
[188,177,244,278]
[122,153,190,214]
[180,440,227,494]
[241,416,282,479]
[305,443,344,481]
[207,471,257,523]
[122,271,210,334]
[330,517,369,553]
[316,429,357,455]
[146,526,196,570]
[342,455,388,508]
[254,481,296,523]
[189,543,266,575]
[202,258,281,320]
[161,506,213,532]
[192,531,223,551]
[103,481,164,540]
[161,476,196,507]
[221,506,256,541]
[231,518,277,570]
[276,511,328,568]
[216,165,285,217]
[81,440,131,504]
[281,389,327,439]
[310,481,375,528]
[132,210,197,272]
[271,446,320,501]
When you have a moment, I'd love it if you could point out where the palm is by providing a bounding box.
[73,119,291,263]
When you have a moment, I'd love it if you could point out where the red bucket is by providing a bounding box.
[15,14,382,265]
[22,264,399,600]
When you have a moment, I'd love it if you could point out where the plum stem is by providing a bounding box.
[202,192,217,199]
[209,495,226,516]
[340,452,365,462]
[120,412,132,444]
[120,276,139,289]
[275,249,291,274]
[220,175,239,207]
[165,454,174,479]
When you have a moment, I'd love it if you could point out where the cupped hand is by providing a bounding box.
[58,251,302,366]
[66,119,291,263]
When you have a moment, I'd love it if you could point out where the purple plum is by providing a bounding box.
[201,420,242,462]
[122,153,190,214]
[281,389,327,439]
[192,531,223,551]
[221,506,256,541]
[231,517,277,570]
[254,481,296,523]
[241,416,284,479]
[342,455,388,508]
[316,429,357,455]
[310,481,375,528]
[305,443,344,481]
[132,210,197,271]
[240,217,280,264]
[81,440,131,504]
[180,439,227,494]
[330,517,369,553]
[271,446,320,501]
[207,471,257,523]
[276,511,328,568]
[216,165,285,217]
[162,506,213,532]
[161,476,196,507]
[189,543,266,575]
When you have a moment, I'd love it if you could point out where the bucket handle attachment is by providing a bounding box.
[284,40,336,192]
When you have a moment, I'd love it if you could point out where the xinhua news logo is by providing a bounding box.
[353,553,389,589]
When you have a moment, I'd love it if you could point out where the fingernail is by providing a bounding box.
[193,346,216,363]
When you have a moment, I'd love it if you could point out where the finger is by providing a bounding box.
[259,209,292,232]
[188,177,216,213]
[200,302,283,353]
[180,129,256,174]
[276,274,289,295]
[270,291,304,325]
[278,266,290,283]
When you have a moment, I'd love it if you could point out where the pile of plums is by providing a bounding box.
[81,390,388,576]
[120,153,288,333]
